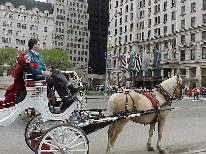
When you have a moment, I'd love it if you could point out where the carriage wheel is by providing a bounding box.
[25,114,64,151]
[35,124,89,154]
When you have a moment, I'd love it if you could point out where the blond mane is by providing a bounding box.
[160,76,178,96]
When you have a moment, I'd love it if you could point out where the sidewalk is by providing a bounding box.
[183,95,206,101]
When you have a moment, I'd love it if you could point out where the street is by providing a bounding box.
[0,95,205,153]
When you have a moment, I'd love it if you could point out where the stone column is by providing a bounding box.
[196,66,201,88]
[185,67,190,88]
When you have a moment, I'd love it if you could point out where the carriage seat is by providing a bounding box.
[24,74,47,87]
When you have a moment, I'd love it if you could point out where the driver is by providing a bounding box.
[26,39,77,111]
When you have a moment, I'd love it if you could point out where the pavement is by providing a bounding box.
[0,90,206,153]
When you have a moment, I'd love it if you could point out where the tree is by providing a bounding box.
[0,48,73,76]
[39,49,73,71]
[0,48,20,75]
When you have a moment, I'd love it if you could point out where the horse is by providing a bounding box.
[105,75,182,154]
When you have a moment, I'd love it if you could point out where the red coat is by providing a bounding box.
[188,88,192,95]
[3,65,25,104]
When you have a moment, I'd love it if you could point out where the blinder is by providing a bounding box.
[173,76,183,100]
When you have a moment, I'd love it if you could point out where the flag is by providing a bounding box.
[119,55,126,71]
[142,51,150,72]
[133,53,142,72]
[125,54,130,69]
[127,55,133,72]
[153,49,161,70]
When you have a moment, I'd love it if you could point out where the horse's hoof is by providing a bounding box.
[159,150,166,154]
[148,147,155,151]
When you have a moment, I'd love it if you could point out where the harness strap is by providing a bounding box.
[157,85,173,107]
[124,91,137,113]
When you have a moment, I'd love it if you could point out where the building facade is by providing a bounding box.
[87,0,109,75]
[108,0,206,89]
[0,0,53,51]
[53,0,90,81]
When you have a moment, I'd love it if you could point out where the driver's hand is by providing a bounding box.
[42,71,52,76]
[46,66,52,71]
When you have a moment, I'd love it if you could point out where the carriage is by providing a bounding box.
[0,69,183,154]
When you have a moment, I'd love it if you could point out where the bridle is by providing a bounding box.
[172,76,183,100]
[157,76,183,107]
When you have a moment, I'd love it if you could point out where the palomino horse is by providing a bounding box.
[106,75,182,154]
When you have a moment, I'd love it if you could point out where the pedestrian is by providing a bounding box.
[184,88,187,95]
[204,88,206,98]
[194,88,197,100]
[197,88,200,100]
[200,88,204,97]
[26,39,78,111]
[188,87,192,98]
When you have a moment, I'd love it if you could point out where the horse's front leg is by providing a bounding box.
[146,122,155,151]
[157,118,166,154]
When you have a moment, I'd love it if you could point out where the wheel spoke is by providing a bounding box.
[49,134,61,146]
[41,140,59,149]
[69,141,85,149]
[67,134,81,147]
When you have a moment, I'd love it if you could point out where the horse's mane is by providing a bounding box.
[160,76,177,95]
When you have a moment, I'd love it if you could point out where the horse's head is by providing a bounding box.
[173,75,183,100]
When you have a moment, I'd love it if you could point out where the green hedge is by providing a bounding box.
[85,90,113,96]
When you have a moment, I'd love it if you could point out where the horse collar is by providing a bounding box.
[156,85,174,107]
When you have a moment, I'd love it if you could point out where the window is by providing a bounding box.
[130,23,133,31]
[148,8,151,16]
[125,35,127,43]
[191,33,195,42]
[172,0,176,7]
[181,50,185,61]
[164,1,167,11]
[44,27,47,32]
[181,6,186,16]
[125,15,128,22]
[172,11,176,20]
[126,5,128,12]
[181,35,186,43]
[142,32,144,40]
[191,2,196,12]
[203,31,206,41]
[191,17,195,27]
[164,26,167,34]
[148,30,151,38]
[202,47,206,59]
[203,14,206,24]
[148,19,151,28]
[120,27,122,34]
[131,3,133,11]
[204,0,206,10]
[191,49,195,60]
[125,25,127,32]
[130,13,133,20]
[172,24,175,33]
[165,41,168,48]
[164,14,167,23]
[181,19,185,29]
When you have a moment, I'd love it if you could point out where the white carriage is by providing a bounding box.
[0,69,182,154]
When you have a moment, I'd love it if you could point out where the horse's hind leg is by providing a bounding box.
[146,122,155,151]
[157,118,166,154]
[106,119,129,154]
